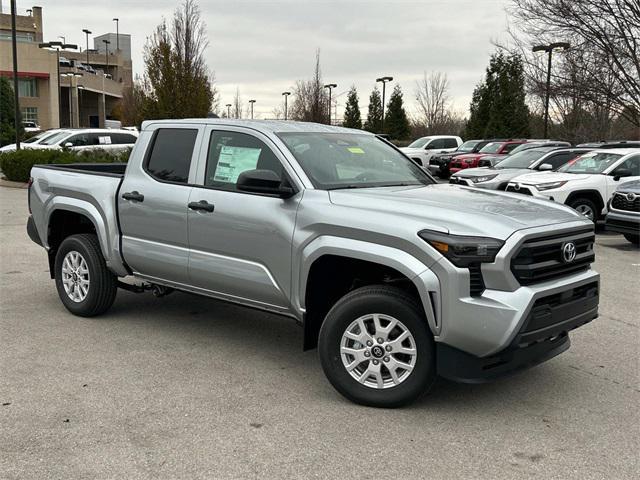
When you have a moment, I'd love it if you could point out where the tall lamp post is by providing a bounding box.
[77,85,84,127]
[376,76,393,133]
[282,91,291,120]
[39,41,78,127]
[113,18,119,51]
[62,72,82,127]
[323,83,337,124]
[82,29,92,66]
[532,42,570,138]
[102,39,111,75]
[10,0,20,149]
[248,99,256,119]
[226,103,232,118]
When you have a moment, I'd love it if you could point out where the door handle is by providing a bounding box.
[188,200,215,212]
[122,191,144,202]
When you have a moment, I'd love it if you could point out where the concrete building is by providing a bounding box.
[0,5,132,130]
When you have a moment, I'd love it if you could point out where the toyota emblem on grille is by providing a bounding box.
[626,192,636,202]
[561,242,577,263]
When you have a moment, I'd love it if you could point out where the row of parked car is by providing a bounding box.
[401,135,640,245]
[0,128,138,154]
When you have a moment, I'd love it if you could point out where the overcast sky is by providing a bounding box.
[24,0,510,119]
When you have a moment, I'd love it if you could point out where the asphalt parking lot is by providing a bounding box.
[1,185,638,479]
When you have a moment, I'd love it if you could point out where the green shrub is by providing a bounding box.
[0,148,131,183]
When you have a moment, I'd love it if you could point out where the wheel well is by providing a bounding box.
[47,210,97,278]
[565,190,605,214]
[303,255,422,350]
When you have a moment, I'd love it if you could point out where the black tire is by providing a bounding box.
[54,234,118,317]
[623,233,640,246]
[568,197,599,222]
[318,285,435,408]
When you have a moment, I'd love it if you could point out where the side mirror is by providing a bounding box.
[538,163,553,171]
[63,142,73,148]
[236,169,294,198]
[612,168,632,181]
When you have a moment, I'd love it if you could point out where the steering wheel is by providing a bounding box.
[354,171,378,182]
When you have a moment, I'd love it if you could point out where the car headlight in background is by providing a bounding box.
[418,230,504,267]
[536,181,568,191]
[471,174,498,183]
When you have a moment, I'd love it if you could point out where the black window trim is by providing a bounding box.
[142,127,200,187]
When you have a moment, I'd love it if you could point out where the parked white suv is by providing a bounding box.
[506,148,640,221]
[400,135,463,168]
[26,128,139,153]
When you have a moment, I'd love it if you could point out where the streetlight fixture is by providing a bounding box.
[62,72,82,127]
[282,91,291,120]
[82,29,92,66]
[323,83,337,124]
[113,18,119,51]
[532,42,570,138]
[248,99,256,119]
[376,76,393,132]
[102,39,111,74]
[39,41,78,127]
[226,103,232,118]
[58,35,66,44]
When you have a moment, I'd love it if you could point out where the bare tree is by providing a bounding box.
[233,87,243,119]
[290,49,329,123]
[415,71,453,134]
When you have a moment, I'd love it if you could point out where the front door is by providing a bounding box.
[186,126,301,313]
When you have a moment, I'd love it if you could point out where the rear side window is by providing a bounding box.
[146,128,197,184]
[502,143,522,154]
[443,138,458,148]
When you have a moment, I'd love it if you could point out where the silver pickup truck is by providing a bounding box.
[27,120,600,407]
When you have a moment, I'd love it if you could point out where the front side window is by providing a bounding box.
[558,152,623,174]
[429,139,446,149]
[540,152,577,170]
[205,131,284,191]
[495,149,549,169]
[146,128,197,184]
[278,132,433,190]
[613,155,640,176]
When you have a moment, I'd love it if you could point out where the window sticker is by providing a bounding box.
[98,136,112,144]
[213,145,261,183]
[348,147,365,154]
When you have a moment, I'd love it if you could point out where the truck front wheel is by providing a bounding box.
[318,285,435,407]
[54,234,118,317]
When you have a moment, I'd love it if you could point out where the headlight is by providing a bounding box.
[418,230,504,267]
[536,181,568,191]
[471,174,498,183]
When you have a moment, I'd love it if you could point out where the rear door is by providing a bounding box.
[118,124,204,284]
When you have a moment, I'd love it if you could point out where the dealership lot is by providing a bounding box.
[1,185,638,479]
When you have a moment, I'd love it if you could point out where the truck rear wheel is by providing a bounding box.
[318,285,435,407]
[54,234,117,317]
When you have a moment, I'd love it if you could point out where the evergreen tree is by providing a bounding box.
[0,77,23,146]
[364,87,383,133]
[465,51,530,138]
[342,85,362,129]
[384,84,410,140]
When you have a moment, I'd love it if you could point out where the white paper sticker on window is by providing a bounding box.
[213,146,261,183]
[98,136,112,144]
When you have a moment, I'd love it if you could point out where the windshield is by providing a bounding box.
[24,131,53,144]
[458,140,480,152]
[278,133,434,190]
[407,137,429,148]
[40,130,71,146]
[479,142,504,154]
[496,149,551,169]
[557,151,622,174]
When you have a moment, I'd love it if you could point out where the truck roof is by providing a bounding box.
[141,119,370,135]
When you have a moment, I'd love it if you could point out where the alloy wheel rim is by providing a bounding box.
[340,313,417,389]
[61,251,90,302]
[575,204,594,220]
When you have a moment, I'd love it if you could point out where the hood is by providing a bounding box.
[616,179,640,193]
[328,184,584,240]
[456,167,529,178]
[513,171,592,185]
[400,147,425,155]
[453,153,485,161]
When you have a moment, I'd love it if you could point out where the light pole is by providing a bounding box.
[248,99,256,119]
[113,18,119,51]
[10,0,20,149]
[102,39,111,75]
[77,85,84,127]
[282,91,291,120]
[323,83,337,124]
[62,72,82,127]
[58,36,66,44]
[376,76,393,133]
[532,42,570,138]
[82,29,92,66]
[39,41,78,127]
[226,103,231,118]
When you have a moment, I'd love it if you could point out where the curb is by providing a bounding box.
[0,178,29,189]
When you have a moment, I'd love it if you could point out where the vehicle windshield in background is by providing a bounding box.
[407,137,429,148]
[278,133,434,190]
[24,131,52,144]
[495,149,550,169]
[458,140,480,152]
[40,131,71,145]
[479,142,504,154]
[558,152,622,174]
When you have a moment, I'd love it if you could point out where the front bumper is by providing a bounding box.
[605,210,640,236]
[505,183,571,204]
[449,176,501,190]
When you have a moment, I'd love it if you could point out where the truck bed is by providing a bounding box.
[33,162,127,177]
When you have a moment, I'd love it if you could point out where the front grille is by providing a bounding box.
[506,185,533,195]
[611,192,640,212]
[449,177,469,185]
[511,228,595,285]
[468,264,485,296]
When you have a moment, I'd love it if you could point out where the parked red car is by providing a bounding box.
[449,140,526,173]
